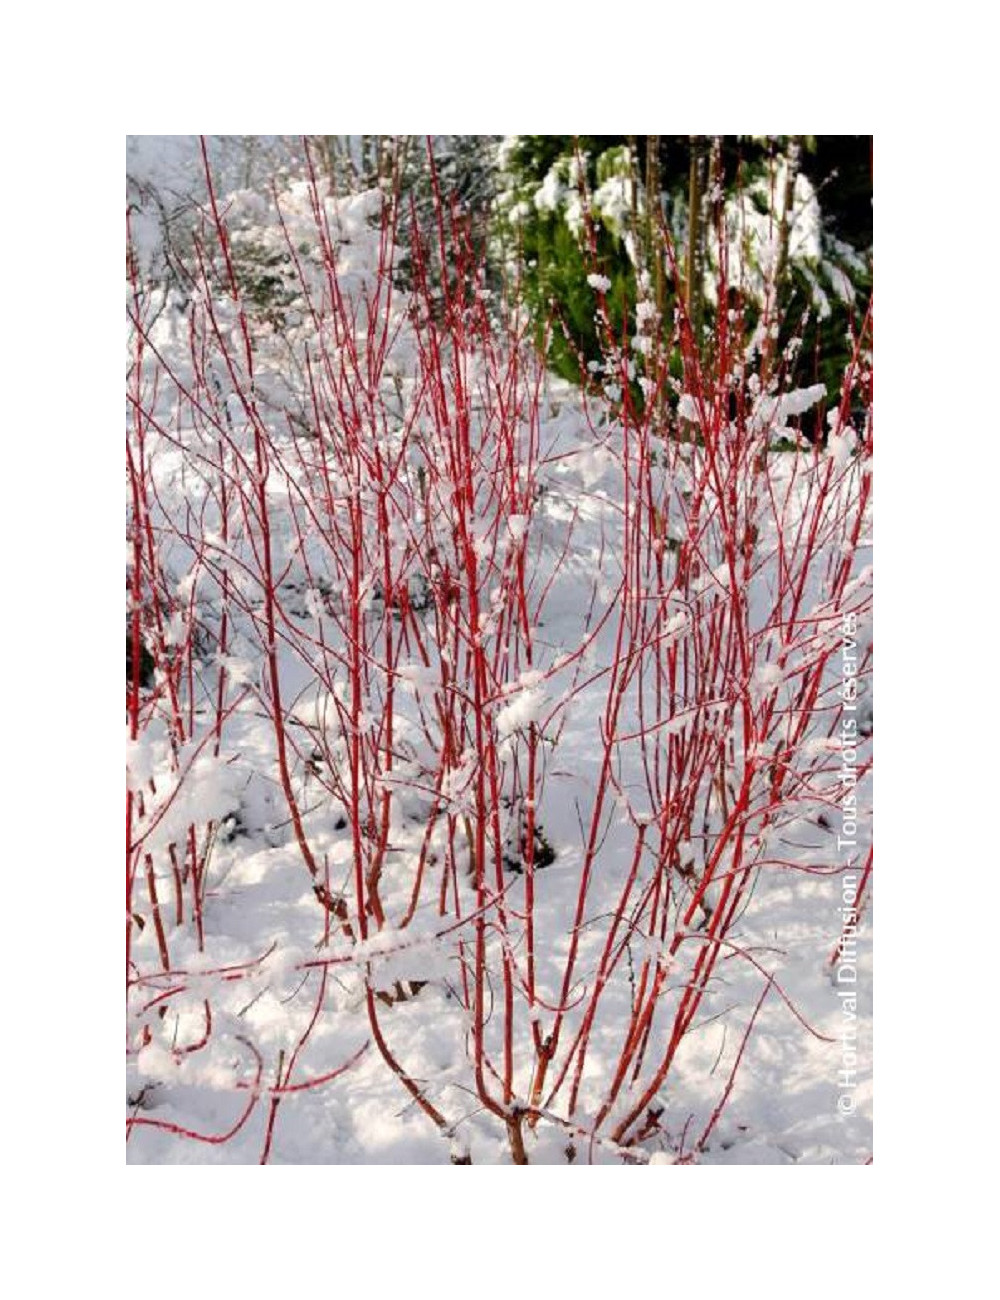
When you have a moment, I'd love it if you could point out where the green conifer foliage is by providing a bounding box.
[494,137,640,386]
[494,135,872,435]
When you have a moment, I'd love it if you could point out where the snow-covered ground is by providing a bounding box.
[126,159,872,1164]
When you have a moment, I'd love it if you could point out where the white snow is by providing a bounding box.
[126,138,873,1169]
